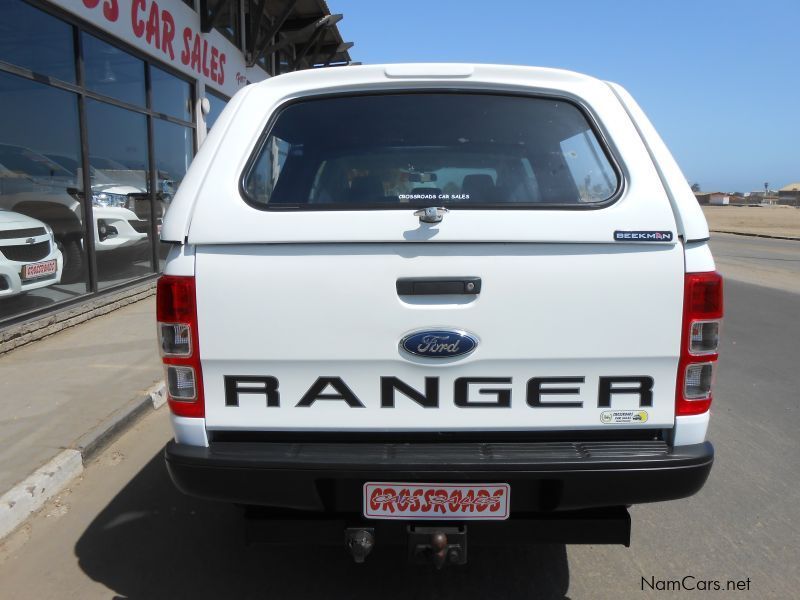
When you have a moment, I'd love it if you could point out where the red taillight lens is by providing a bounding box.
[157,275,204,418]
[676,272,723,416]
[686,274,723,316]
[156,276,195,322]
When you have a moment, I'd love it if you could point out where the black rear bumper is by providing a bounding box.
[165,439,713,513]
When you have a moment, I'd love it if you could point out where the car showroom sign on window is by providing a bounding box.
[53,0,265,97]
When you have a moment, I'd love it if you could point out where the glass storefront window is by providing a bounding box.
[205,90,229,130]
[0,0,76,83]
[151,67,193,122]
[83,34,146,107]
[0,3,199,325]
[0,71,88,320]
[86,100,153,289]
[154,120,193,197]
[153,119,193,266]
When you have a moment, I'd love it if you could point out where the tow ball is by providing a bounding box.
[345,528,375,563]
[408,526,467,568]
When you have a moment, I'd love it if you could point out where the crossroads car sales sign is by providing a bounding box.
[52,0,267,97]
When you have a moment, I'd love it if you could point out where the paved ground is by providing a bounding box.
[0,235,798,599]
[710,233,800,294]
[0,297,162,494]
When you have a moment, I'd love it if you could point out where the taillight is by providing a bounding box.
[676,272,723,416]
[157,275,204,418]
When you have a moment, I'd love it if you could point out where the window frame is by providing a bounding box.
[239,90,626,212]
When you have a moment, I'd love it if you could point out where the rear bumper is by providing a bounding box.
[165,439,713,513]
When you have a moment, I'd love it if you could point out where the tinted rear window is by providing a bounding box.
[242,93,619,209]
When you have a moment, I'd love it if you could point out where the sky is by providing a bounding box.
[332,0,799,193]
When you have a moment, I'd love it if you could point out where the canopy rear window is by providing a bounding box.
[241,93,620,209]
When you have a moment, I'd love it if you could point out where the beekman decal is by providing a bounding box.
[224,375,655,408]
[614,231,673,242]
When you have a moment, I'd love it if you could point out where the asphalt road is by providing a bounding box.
[0,236,798,599]
[709,232,800,294]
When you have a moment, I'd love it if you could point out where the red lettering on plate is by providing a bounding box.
[368,487,382,511]
[411,489,423,511]
[489,489,504,512]
[369,486,505,515]
[463,489,475,512]
[476,489,489,512]
[381,488,397,513]
[421,489,435,513]
[430,491,448,514]
[447,490,462,512]
[396,489,411,511]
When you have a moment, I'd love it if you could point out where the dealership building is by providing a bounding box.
[0,0,352,342]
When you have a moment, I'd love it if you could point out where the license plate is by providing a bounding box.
[22,260,57,280]
[363,482,510,520]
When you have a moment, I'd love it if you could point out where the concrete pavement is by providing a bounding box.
[0,297,163,538]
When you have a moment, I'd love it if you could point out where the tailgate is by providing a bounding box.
[196,242,683,431]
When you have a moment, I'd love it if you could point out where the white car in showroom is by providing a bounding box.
[0,209,63,298]
[0,144,148,282]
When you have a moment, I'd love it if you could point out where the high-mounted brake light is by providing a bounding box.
[676,272,723,416]
[157,275,204,418]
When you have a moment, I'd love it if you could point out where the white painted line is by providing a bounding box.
[0,449,84,540]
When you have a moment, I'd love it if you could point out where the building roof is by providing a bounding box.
[779,182,800,192]
[202,0,353,71]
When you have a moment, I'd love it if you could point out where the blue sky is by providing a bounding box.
[332,0,799,193]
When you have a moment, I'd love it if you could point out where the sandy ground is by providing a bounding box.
[702,205,800,238]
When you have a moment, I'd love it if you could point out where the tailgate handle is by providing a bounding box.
[396,277,481,295]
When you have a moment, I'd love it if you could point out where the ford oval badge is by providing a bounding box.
[400,329,478,359]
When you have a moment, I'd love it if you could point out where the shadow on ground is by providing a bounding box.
[75,451,570,600]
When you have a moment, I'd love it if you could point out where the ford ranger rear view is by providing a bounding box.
[159,64,722,566]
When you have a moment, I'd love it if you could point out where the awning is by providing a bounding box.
[200,0,353,71]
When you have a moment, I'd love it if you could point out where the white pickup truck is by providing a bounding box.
[159,64,722,565]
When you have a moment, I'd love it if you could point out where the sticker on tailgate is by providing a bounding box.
[363,483,510,520]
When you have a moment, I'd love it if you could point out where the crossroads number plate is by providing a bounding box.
[363,482,510,520]
[22,260,57,280]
